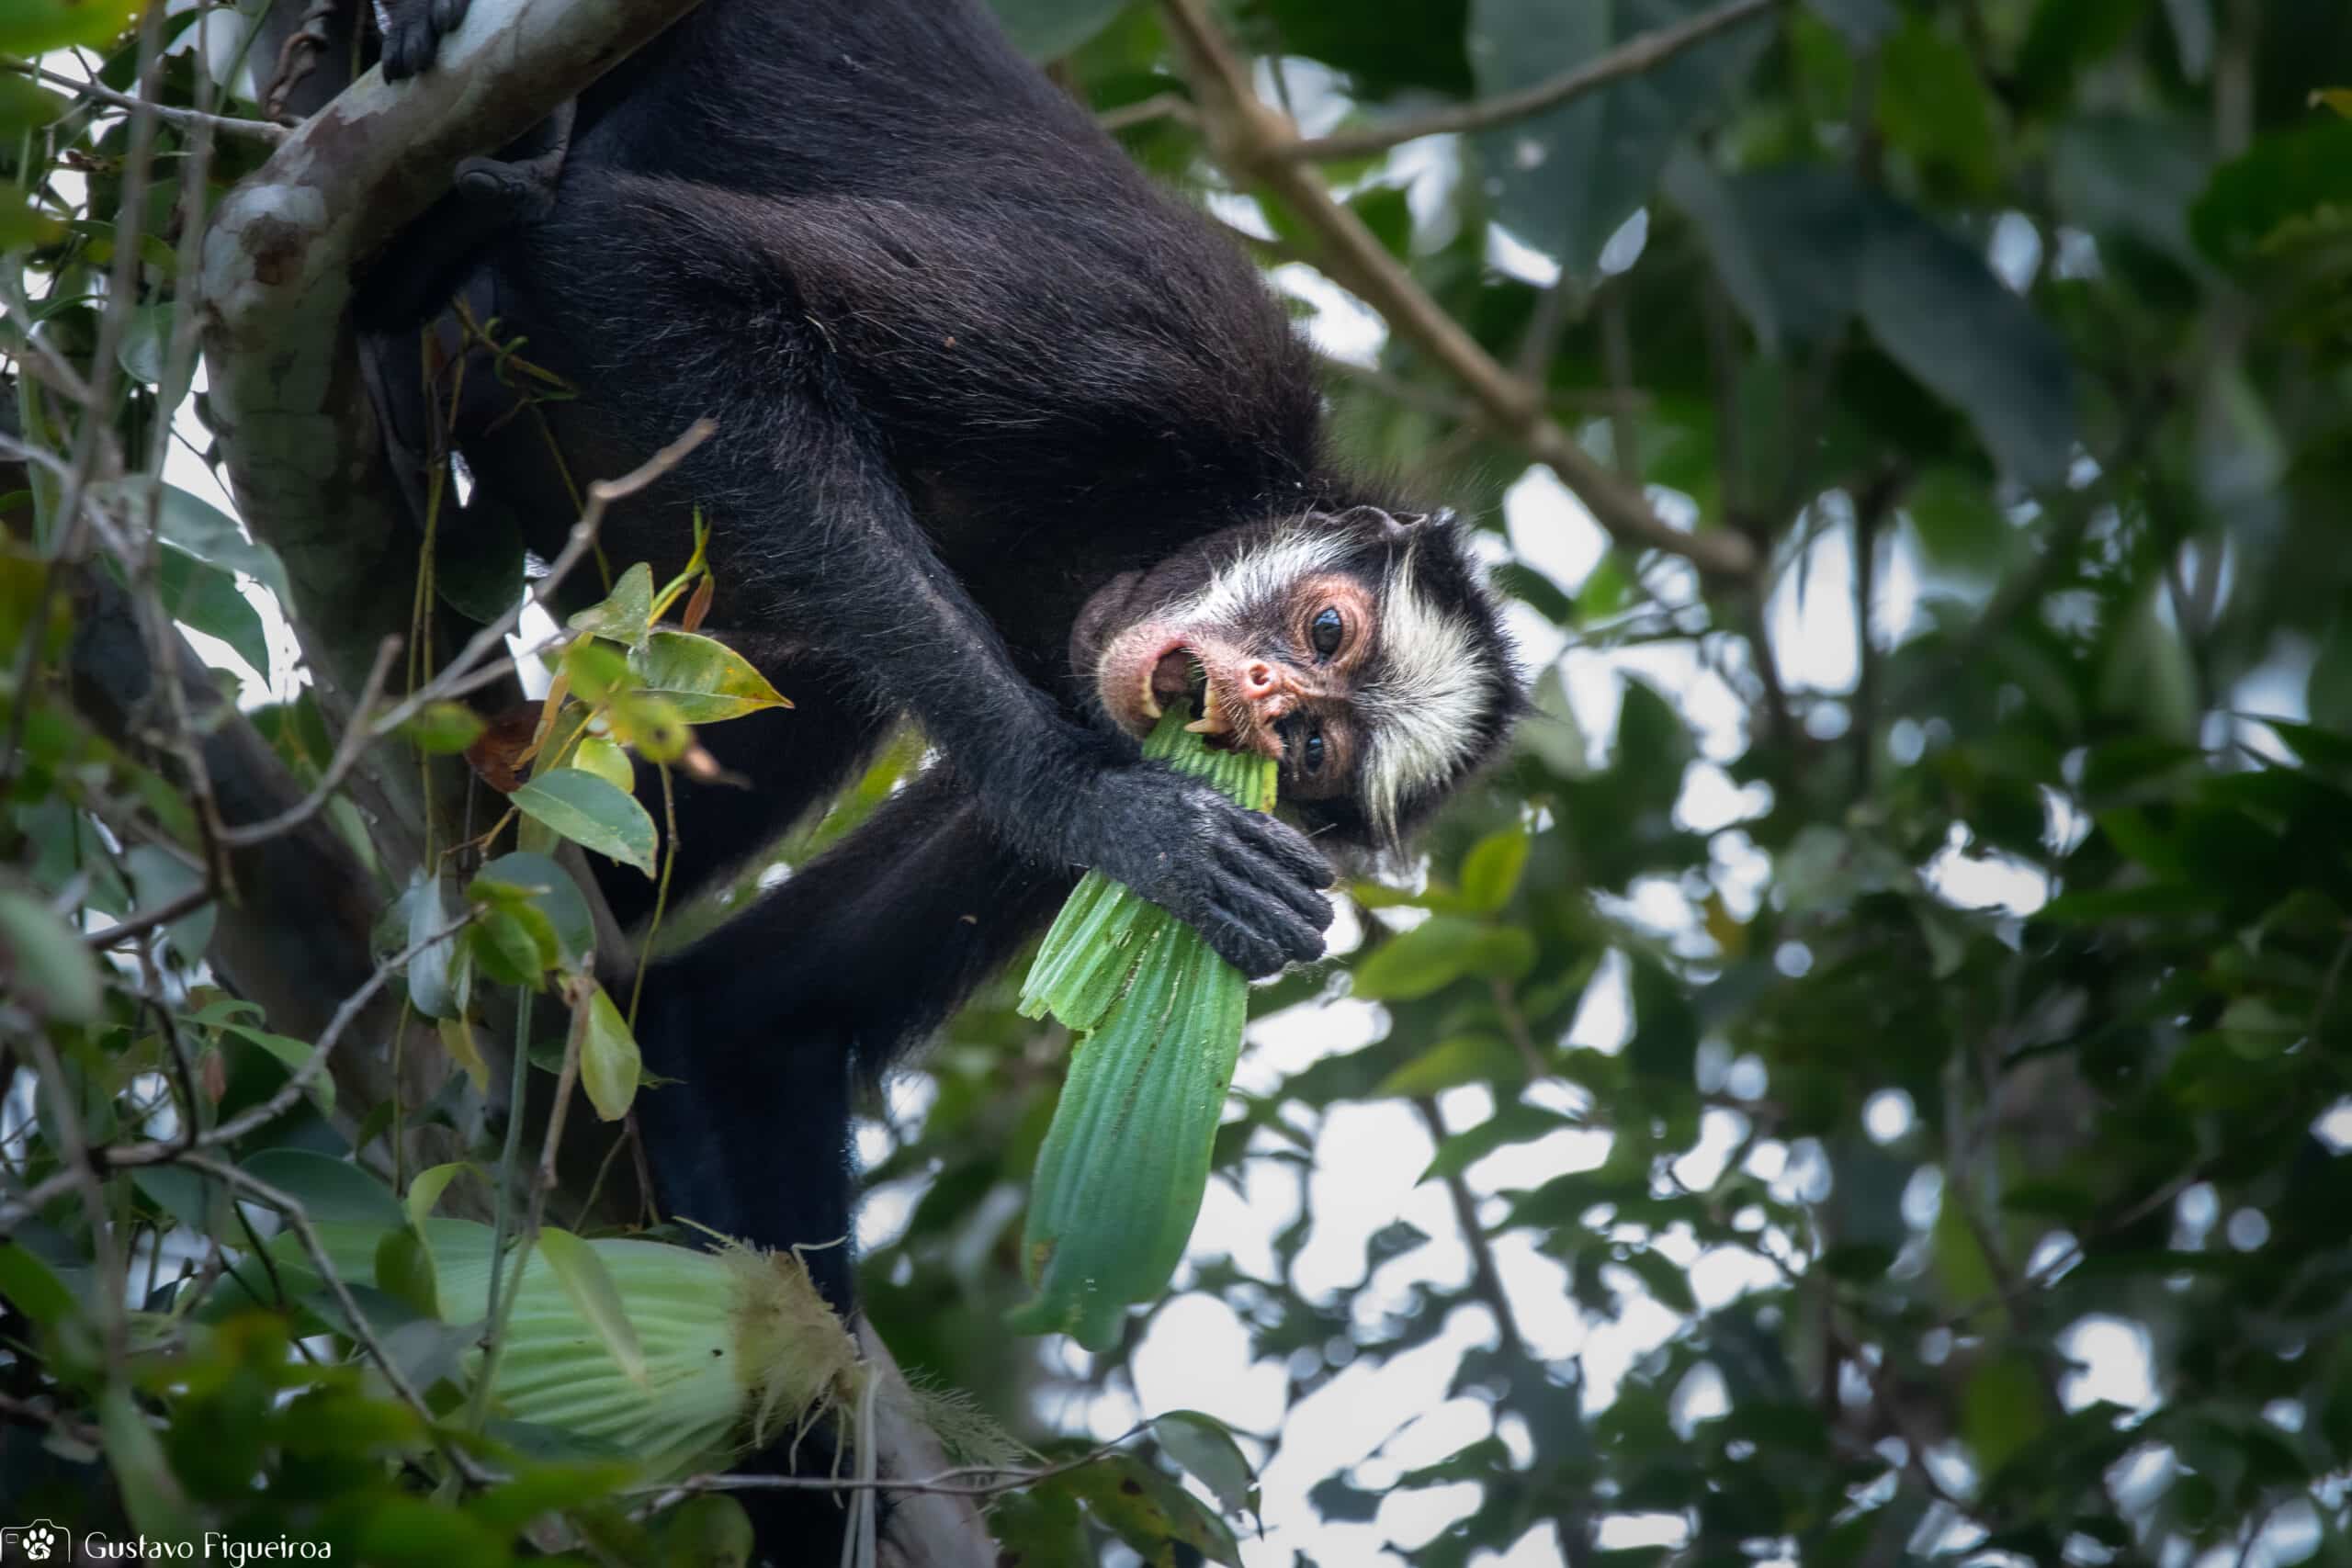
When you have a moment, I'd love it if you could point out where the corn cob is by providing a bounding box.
[1012,704,1276,1348]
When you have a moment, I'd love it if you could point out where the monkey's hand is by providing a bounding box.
[1072,763,1332,978]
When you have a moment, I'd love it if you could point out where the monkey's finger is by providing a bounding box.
[1217,838,1332,929]
[430,0,470,32]
[1195,911,1289,979]
[1208,885,1327,969]
[1224,810,1333,896]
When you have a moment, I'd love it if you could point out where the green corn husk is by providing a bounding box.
[299,1217,860,1481]
[1011,705,1276,1349]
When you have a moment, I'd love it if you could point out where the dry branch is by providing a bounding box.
[196,0,703,757]
[1287,0,1778,161]
[1157,0,1757,578]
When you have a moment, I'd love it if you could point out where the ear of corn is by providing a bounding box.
[1011,705,1276,1349]
[294,1217,860,1482]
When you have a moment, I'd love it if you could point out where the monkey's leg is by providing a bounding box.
[354,102,573,333]
[633,764,1074,1311]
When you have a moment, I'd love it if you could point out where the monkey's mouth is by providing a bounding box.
[1099,630,1235,745]
[1142,643,1203,719]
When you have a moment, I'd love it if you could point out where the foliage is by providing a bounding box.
[3,0,2352,1564]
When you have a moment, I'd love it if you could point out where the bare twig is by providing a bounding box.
[1288,0,1779,161]
[2,915,474,1225]
[1100,91,1199,133]
[179,1154,492,1485]
[217,636,402,848]
[634,1420,1158,1506]
[368,418,717,739]
[1157,0,1755,578]
[1412,1096,1530,1363]
[0,57,288,143]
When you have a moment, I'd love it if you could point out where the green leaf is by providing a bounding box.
[536,1226,650,1390]
[0,73,67,130]
[1066,1455,1244,1567]
[0,1241,80,1325]
[1961,1353,2046,1478]
[219,1021,334,1117]
[2189,113,2352,264]
[1857,198,2076,487]
[1877,16,1998,194]
[1469,0,1770,276]
[474,852,596,968]
[156,544,271,677]
[2308,617,2352,732]
[1805,0,1894,43]
[100,1382,197,1546]
[1374,1033,1524,1098]
[401,872,471,1021]
[241,1149,403,1230]
[567,561,656,649]
[575,981,642,1122]
[1153,1410,1256,1515]
[1666,156,1870,353]
[404,1162,472,1232]
[627,629,792,723]
[108,480,297,611]
[571,734,636,792]
[1422,1101,1580,1182]
[0,0,142,55]
[654,1495,757,1568]
[122,842,214,970]
[0,885,105,1021]
[1900,467,2014,579]
[115,299,175,387]
[986,0,1128,60]
[2050,113,2209,265]
[469,904,558,988]
[402,702,487,755]
[1457,825,1532,912]
[1261,0,1471,97]
[512,769,658,876]
[1351,915,1533,1001]
[375,1227,439,1319]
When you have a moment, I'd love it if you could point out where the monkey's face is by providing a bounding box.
[1073,508,1522,845]
[1093,563,1379,799]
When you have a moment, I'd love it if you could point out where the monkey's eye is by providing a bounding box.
[1309,606,1344,659]
[1301,727,1327,774]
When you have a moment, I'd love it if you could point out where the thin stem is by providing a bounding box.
[1287,0,1777,161]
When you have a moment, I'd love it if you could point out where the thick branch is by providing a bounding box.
[196,0,701,738]
[1289,0,1778,161]
[1157,0,1755,578]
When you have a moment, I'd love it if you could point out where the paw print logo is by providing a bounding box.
[21,1524,56,1562]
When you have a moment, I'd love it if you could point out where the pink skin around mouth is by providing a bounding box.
[1098,623,1290,761]
[1097,624,1193,736]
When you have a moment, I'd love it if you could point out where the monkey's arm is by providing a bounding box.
[727,405,1330,976]
[519,175,1332,976]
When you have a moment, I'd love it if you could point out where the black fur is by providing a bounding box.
[371,0,1523,1256]
[367,4,1517,1537]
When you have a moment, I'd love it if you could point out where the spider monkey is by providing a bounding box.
[367,0,1519,1540]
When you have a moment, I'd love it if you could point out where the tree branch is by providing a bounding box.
[1156,0,1755,578]
[1290,0,1778,161]
[198,0,702,741]
[0,57,288,142]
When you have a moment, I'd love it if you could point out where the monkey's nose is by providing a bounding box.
[1238,660,1279,696]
